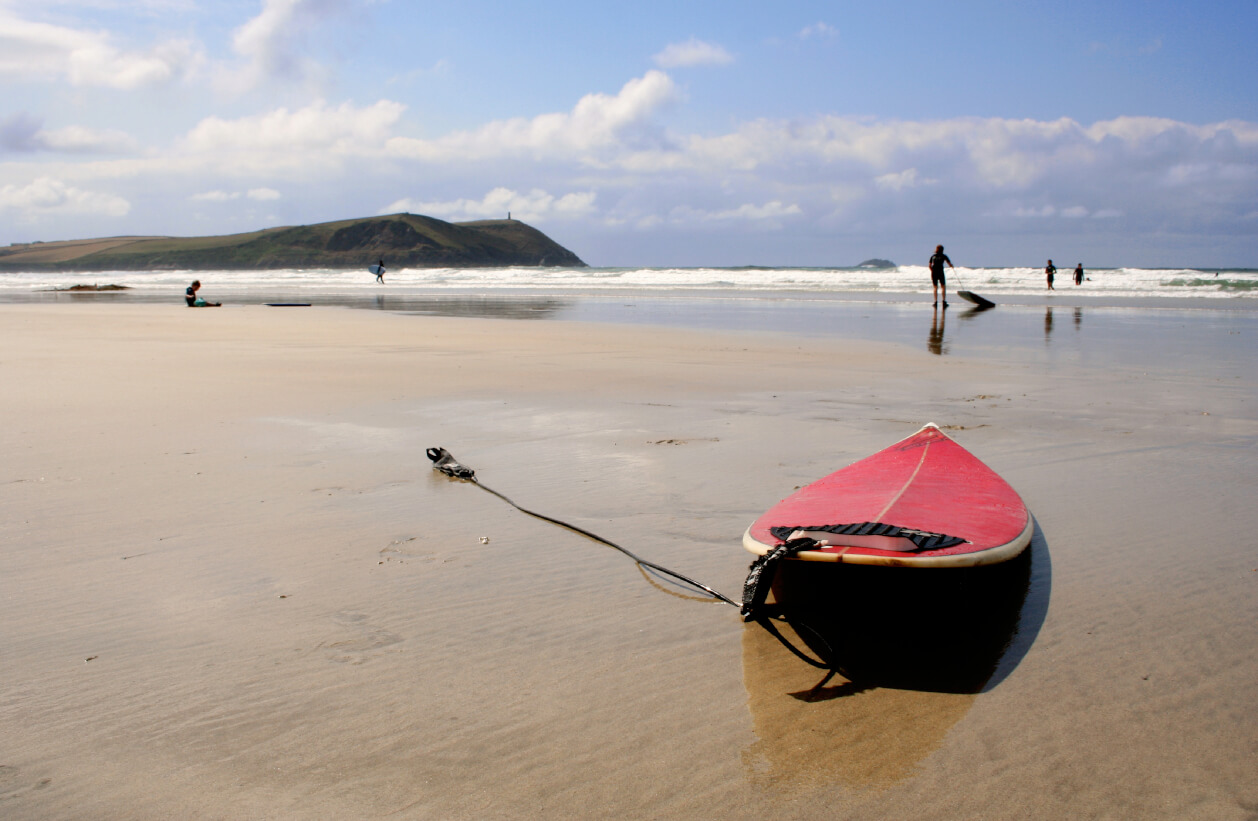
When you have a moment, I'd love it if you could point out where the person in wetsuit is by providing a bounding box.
[1045,260,1056,291]
[929,244,953,307]
[1074,263,1084,285]
[185,280,220,307]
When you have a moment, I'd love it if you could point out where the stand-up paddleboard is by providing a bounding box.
[957,290,995,308]
[744,424,1031,568]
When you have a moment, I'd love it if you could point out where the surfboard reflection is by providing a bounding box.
[748,524,1049,692]
[741,531,1049,787]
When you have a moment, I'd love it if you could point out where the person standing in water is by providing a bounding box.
[375,259,385,284]
[928,244,953,307]
[1074,263,1084,285]
[1045,259,1057,290]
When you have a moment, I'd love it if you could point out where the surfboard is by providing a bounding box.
[368,265,384,276]
[957,290,995,308]
[744,424,1031,568]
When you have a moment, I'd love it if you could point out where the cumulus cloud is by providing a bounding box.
[0,10,200,89]
[1,115,139,155]
[0,177,130,216]
[386,71,680,163]
[181,99,402,157]
[383,187,597,223]
[228,0,354,88]
[652,38,734,68]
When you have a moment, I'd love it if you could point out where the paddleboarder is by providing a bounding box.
[1045,259,1056,290]
[928,244,953,308]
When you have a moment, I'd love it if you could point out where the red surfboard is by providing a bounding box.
[744,424,1031,568]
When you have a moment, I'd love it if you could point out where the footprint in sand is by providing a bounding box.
[319,611,404,665]
[0,766,52,800]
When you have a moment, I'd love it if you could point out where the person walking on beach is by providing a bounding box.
[1074,263,1084,286]
[1045,260,1056,291]
[929,244,953,307]
[184,280,220,307]
[375,259,385,284]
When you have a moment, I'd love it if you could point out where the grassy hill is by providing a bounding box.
[0,214,587,271]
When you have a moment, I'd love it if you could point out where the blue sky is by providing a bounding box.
[2,0,1256,267]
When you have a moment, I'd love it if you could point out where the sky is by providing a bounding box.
[1,0,1256,268]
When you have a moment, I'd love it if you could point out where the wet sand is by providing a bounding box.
[1,302,1255,819]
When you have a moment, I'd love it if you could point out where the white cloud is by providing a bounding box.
[383,188,597,223]
[701,201,802,221]
[191,190,240,202]
[386,71,679,163]
[180,99,404,162]
[0,177,130,216]
[875,168,928,190]
[799,22,838,39]
[190,187,282,202]
[0,10,201,89]
[652,38,734,69]
[229,0,354,88]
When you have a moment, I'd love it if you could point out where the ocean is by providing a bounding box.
[1,264,1256,302]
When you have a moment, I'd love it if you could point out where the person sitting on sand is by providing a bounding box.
[185,280,220,307]
[1045,260,1056,291]
[1074,263,1084,286]
[929,244,953,307]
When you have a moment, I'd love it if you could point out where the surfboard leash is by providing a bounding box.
[425,446,834,669]
[425,447,739,607]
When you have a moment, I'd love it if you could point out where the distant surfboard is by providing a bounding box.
[368,265,384,276]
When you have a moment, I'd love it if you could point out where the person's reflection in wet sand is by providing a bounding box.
[928,304,947,355]
[1074,307,1082,329]
[1045,306,1054,341]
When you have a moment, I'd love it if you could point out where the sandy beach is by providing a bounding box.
[2,301,1256,820]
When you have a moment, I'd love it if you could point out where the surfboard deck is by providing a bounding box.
[368,265,384,275]
[744,424,1031,568]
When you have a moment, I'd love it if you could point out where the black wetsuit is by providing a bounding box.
[929,252,951,285]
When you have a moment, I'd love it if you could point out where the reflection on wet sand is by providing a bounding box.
[366,294,571,319]
[928,304,994,355]
[927,305,946,355]
[743,537,1047,789]
[742,622,976,789]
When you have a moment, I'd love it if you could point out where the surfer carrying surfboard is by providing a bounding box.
[375,259,385,283]
[928,244,953,308]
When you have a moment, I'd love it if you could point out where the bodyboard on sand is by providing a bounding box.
[957,290,995,308]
